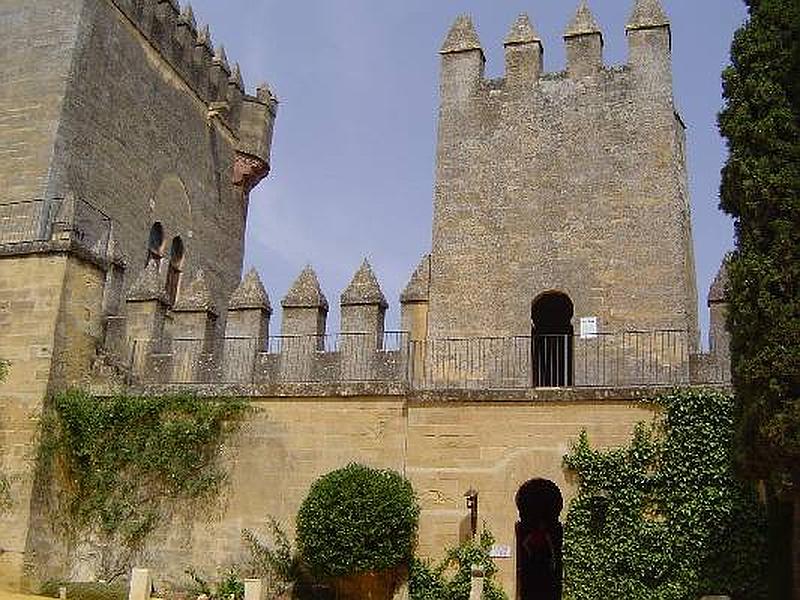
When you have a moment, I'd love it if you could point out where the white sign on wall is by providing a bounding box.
[580,317,598,339]
[489,544,512,559]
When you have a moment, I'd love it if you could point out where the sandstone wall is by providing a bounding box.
[0,252,107,588]
[28,389,655,598]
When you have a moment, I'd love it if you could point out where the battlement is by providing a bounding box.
[109,0,277,148]
[89,258,731,391]
[440,0,672,102]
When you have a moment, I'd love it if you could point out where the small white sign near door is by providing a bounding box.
[489,544,512,559]
[580,317,598,339]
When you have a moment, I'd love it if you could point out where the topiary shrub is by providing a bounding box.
[296,463,419,579]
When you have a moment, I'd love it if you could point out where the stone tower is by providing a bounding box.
[423,0,698,344]
[0,0,276,587]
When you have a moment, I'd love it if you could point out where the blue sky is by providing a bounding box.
[190,0,748,344]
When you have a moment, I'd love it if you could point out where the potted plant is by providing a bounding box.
[296,463,419,600]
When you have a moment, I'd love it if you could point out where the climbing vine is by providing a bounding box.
[562,388,768,600]
[38,390,248,579]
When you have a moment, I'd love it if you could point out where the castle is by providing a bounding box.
[0,0,731,596]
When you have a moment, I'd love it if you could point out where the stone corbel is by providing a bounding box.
[233,152,269,194]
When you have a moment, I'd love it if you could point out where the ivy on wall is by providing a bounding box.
[38,390,248,579]
[562,388,768,600]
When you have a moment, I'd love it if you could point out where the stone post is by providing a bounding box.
[171,269,218,382]
[224,268,271,382]
[128,568,152,600]
[340,260,388,380]
[564,1,604,79]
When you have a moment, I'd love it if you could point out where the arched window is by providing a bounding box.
[515,478,564,600]
[531,292,574,387]
[165,236,184,305]
[146,222,165,267]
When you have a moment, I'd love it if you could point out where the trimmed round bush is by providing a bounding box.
[296,463,419,578]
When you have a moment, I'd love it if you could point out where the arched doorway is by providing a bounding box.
[531,293,574,387]
[515,478,563,600]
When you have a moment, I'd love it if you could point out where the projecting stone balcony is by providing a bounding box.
[119,330,731,393]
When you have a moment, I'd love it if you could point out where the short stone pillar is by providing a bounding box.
[224,268,271,382]
[128,568,152,600]
[243,579,263,600]
[171,269,218,382]
[126,262,169,375]
[340,260,388,380]
[280,266,328,380]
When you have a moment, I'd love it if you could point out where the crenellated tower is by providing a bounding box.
[428,0,698,346]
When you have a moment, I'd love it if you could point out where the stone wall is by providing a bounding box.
[428,13,699,344]
[0,252,105,588]
[26,386,657,598]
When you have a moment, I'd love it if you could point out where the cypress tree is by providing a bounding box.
[718,0,800,596]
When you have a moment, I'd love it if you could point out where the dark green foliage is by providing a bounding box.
[39,390,248,577]
[295,463,420,578]
[717,0,800,487]
[563,389,768,600]
[409,529,508,600]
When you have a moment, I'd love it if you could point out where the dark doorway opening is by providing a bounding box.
[515,478,563,600]
[531,293,574,387]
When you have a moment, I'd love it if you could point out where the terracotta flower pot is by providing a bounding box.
[331,568,403,600]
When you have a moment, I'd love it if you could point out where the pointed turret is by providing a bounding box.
[504,14,543,88]
[213,45,230,74]
[626,0,672,74]
[440,15,483,55]
[230,63,244,91]
[565,1,602,38]
[282,266,328,343]
[225,269,272,367]
[179,3,197,31]
[196,24,212,50]
[340,261,388,349]
[400,255,431,341]
[564,1,604,79]
[230,268,271,311]
[439,15,485,106]
[401,255,431,304]
[173,268,217,315]
[341,260,388,308]
[171,269,218,360]
[627,0,670,31]
[283,266,328,311]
